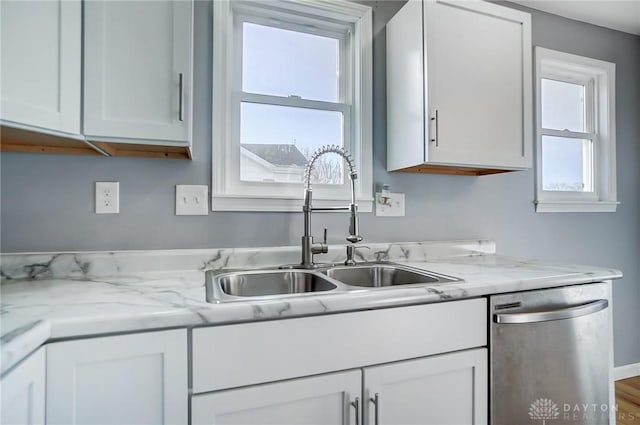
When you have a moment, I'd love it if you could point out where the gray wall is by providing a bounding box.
[1,1,638,366]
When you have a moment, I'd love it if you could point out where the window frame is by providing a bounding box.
[539,74,597,198]
[212,0,373,212]
[534,47,618,213]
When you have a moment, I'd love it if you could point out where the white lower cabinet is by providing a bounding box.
[364,348,488,425]
[46,329,188,425]
[191,300,487,425]
[192,370,362,425]
[192,348,487,425]
[193,299,486,392]
[0,347,46,425]
[5,300,486,425]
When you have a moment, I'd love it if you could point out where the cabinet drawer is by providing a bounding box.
[193,298,486,393]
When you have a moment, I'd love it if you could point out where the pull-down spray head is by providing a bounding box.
[302,144,362,246]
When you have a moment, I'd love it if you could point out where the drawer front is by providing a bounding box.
[193,298,486,393]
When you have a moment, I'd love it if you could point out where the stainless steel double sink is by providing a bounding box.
[205,262,460,303]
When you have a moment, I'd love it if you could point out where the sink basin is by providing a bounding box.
[205,263,460,303]
[323,263,458,288]
[206,269,340,302]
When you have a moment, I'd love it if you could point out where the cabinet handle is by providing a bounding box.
[178,73,184,122]
[370,393,380,425]
[430,110,439,146]
[351,397,361,425]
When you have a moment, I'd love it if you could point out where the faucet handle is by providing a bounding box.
[311,229,329,256]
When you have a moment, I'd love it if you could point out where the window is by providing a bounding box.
[212,0,373,211]
[535,47,617,213]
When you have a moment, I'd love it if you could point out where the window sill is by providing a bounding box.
[534,200,619,213]
[212,194,374,213]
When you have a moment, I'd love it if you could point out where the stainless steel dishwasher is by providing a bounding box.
[490,282,611,425]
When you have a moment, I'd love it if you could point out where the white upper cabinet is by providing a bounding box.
[83,0,192,146]
[0,0,81,135]
[387,0,532,175]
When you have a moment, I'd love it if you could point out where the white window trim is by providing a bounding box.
[212,0,373,212]
[534,47,618,213]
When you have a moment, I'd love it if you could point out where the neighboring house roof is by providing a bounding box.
[241,143,308,167]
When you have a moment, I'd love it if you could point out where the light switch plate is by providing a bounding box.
[375,192,405,217]
[176,185,209,215]
[95,182,119,214]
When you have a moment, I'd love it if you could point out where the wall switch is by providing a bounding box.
[176,185,208,215]
[375,192,405,217]
[95,182,120,214]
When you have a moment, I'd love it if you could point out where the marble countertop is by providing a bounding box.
[0,241,622,375]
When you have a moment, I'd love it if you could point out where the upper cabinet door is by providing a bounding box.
[0,0,81,135]
[386,0,531,174]
[83,0,192,144]
[424,0,532,169]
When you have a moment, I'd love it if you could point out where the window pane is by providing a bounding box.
[240,102,344,185]
[542,136,593,192]
[242,23,339,102]
[541,79,586,132]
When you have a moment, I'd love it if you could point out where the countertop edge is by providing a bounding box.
[0,265,622,376]
[1,320,50,376]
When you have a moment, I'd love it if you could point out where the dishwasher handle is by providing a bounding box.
[494,299,608,324]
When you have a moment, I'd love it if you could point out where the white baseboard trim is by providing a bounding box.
[614,362,640,381]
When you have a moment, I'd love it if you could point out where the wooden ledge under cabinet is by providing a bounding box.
[0,125,102,156]
[393,164,518,176]
[1,126,192,160]
[90,141,192,160]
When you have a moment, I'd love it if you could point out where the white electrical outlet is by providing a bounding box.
[176,185,208,215]
[375,192,405,217]
[95,182,120,214]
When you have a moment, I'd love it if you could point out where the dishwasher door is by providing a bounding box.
[490,282,611,425]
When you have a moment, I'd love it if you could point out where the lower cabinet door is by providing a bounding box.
[1,347,46,425]
[192,370,362,425]
[46,329,188,425]
[364,348,488,425]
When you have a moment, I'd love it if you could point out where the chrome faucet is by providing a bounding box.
[300,145,363,268]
